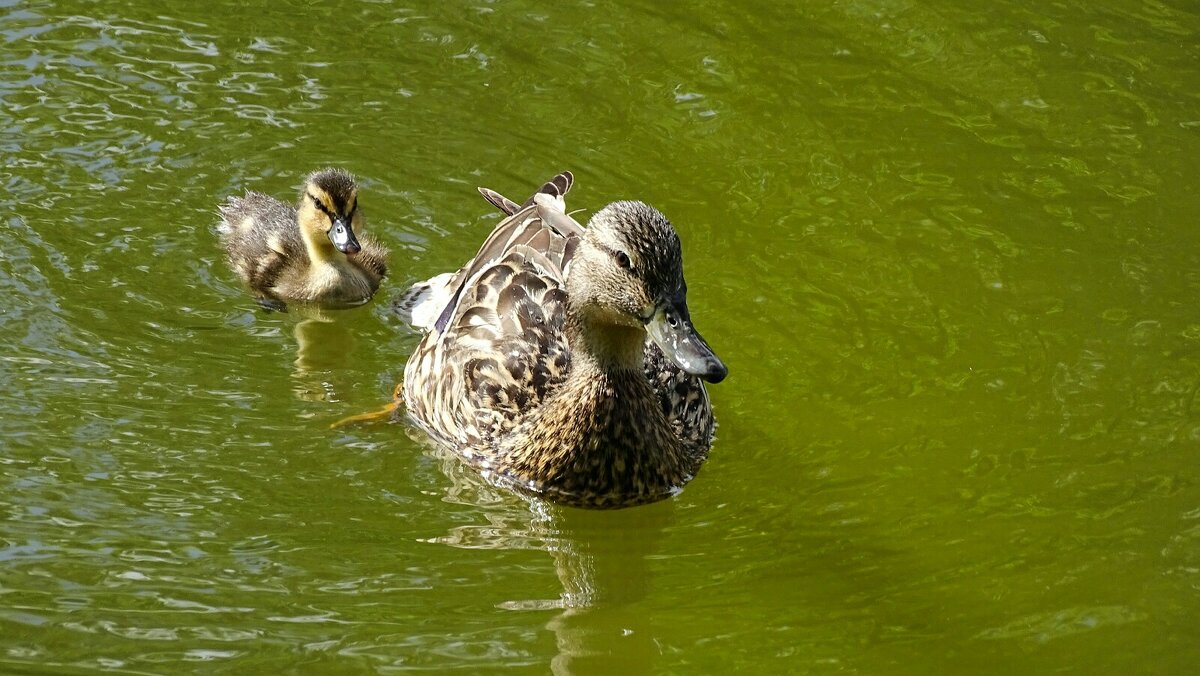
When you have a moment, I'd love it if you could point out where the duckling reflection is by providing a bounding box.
[424,449,673,674]
[289,309,357,402]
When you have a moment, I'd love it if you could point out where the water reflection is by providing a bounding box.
[2,0,1198,671]
[227,303,374,404]
[290,312,356,402]
[541,507,672,676]
[426,453,674,675]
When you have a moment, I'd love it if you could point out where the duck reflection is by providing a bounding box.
[426,452,674,675]
[541,505,673,676]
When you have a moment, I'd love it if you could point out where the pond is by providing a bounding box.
[2,0,1198,672]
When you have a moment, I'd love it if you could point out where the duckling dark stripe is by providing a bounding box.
[308,192,334,219]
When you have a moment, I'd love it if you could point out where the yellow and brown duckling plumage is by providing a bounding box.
[218,168,387,310]
[396,172,727,508]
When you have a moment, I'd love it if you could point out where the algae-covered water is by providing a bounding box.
[2,0,1198,672]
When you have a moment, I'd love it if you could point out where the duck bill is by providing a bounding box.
[329,217,361,254]
[645,300,727,384]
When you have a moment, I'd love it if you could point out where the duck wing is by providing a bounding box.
[401,175,584,449]
[643,341,716,461]
[432,194,582,334]
[217,191,307,301]
[478,170,573,216]
[396,172,577,332]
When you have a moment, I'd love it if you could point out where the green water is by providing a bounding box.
[2,0,1198,672]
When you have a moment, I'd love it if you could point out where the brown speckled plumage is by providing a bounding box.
[397,173,726,508]
[218,168,387,309]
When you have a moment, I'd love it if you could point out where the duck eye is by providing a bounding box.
[615,251,631,269]
[308,193,332,218]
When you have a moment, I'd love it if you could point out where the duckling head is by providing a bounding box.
[568,201,727,384]
[297,168,363,256]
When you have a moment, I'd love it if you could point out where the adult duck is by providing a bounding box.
[397,172,726,508]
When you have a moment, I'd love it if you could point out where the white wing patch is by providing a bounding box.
[397,272,454,330]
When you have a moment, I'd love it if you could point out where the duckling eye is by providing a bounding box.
[615,251,632,269]
[308,193,333,218]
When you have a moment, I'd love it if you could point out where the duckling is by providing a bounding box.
[397,173,727,508]
[218,168,388,309]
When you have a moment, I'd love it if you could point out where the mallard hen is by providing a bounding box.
[397,172,726,508]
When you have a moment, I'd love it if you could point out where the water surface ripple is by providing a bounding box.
[1,0,1198,672]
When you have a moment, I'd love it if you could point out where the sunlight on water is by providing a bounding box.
[1,0,1198,672]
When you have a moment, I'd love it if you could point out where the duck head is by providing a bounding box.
[297,168,363,255]
[567,201,727,384]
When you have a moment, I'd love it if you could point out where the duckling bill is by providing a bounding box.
[218,168,388,309]
[398,172,727,508]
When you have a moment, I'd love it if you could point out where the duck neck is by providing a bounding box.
[301,228,341,268]
[499,310,691,506]
[565,309,647,375]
